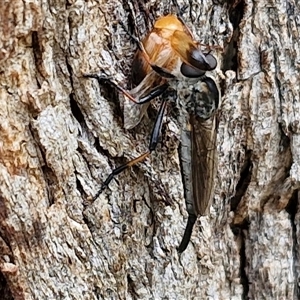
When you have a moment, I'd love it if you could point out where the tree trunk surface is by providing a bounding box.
[0,0,299,299]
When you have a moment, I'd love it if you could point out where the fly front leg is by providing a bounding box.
[84,73,169,105]
[93,99,168,201]
[171,0,190,29]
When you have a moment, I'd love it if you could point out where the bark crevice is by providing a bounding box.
[231,150,252,213]
[286,189,299,299]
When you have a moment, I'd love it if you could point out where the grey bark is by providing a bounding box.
[0,0,299,299]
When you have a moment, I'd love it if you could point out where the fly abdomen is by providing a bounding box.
[179,128,195,216]
[178,127,198,253]
[178,77,220,252]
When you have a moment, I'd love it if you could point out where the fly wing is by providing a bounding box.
[191,114,218,216]
[191,77,220,216]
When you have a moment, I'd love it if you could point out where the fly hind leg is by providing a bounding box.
[93,98,168,201]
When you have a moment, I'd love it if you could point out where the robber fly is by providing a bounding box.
[85,13,220,253]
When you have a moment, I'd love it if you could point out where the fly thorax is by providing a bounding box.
[171,83,193,124]
[186,77,220,120]
[186,88,216,120]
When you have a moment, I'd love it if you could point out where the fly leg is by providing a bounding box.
[172,0,189,23]
[93,98,168,201]
[84,73,169,105]
[171,0,193,35]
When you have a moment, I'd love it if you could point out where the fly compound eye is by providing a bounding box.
[203,53,217,70]
[189,50,217,71]
[181,63,206,78]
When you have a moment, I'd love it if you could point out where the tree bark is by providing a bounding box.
[0,0,299,299]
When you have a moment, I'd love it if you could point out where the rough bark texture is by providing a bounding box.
[0,0,299,299]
